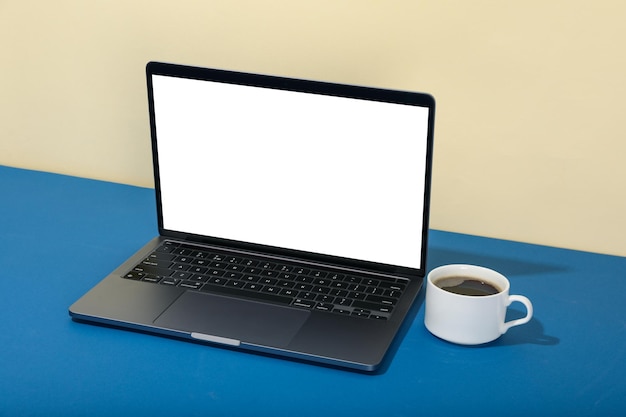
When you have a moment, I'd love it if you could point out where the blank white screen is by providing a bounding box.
[152,75,429,269]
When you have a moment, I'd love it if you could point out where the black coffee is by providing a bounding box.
[434,276,501,296]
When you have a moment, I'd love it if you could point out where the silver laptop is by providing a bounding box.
[69,61,435,372]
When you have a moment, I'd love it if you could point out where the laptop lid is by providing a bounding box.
[146,61,434,279]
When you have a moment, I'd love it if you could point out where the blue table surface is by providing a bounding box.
[1,165,625,417]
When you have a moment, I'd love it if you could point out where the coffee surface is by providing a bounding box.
[435,276,501,296]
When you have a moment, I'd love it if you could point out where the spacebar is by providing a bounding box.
[199,283,293,305]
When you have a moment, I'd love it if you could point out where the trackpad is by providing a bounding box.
[154,291,310,347]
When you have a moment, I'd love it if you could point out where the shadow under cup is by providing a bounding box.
[424,264,533,345]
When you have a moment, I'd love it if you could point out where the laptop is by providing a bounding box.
[69,61,435,372]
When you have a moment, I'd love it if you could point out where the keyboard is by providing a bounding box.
[123,241,408,320]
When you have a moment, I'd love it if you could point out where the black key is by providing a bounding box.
[224,272,243,280]
[293,267,310,275]
[175,256,193,264]
[313,278,330,286]
[292,299,315,308]
[207,269,225,277]
[123,271,143,280]
[312,286,330,294]
[335,298,352,307]
[280,289,297,297]
[241,275,260,283]
[349,291,367,300]
[142,275,161,283]
[314,303,333,312]
[191,258,210,267]
[260,277,277,286]
[365,286,385,295]
[140,259,172,269]
[310,270,327,278]
[172,263,190,271]
[378,281,406,291]
[261,270,279,278]
[384,289,403,299]
[347,283,366,292]
[330,289,348,298]
[132,265,171,277]
[261,286,280,294]
[352,300,394,314]
[365,294,398,305]
[244,282,263,291]
[207,276,228,285]
[226,264,245,272]
[189,266,208,274]
[156,242,178,253]
[278,273,297,281]
[189,250,210,259]
[298,292,316,300]
[189,274,209,283]
[148,252,176,262]
[315,294,335,303]
[172,271,193,280]
[179,280,203,290]
[327,273,345,281]
[160,277,180,286]
[225,280,245,288]
[210,261,228,270]
[294,283,313,291]
[241,259,258,267]
[362,278,380,287]
[260,262,276,270]
[200,283,292,305]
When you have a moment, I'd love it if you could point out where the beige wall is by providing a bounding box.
[2,1,625,257]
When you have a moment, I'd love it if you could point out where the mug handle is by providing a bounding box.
[502,295,533,333]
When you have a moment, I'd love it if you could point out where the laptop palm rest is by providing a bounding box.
[154,291,310,348]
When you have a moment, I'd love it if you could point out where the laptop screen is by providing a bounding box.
[149,66,433,271]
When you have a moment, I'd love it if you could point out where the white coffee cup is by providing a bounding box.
[424,264,533,345]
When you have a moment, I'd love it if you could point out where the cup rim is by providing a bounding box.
[427,264,509,297]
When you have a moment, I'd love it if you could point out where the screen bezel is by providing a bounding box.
[145,61,435,279]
